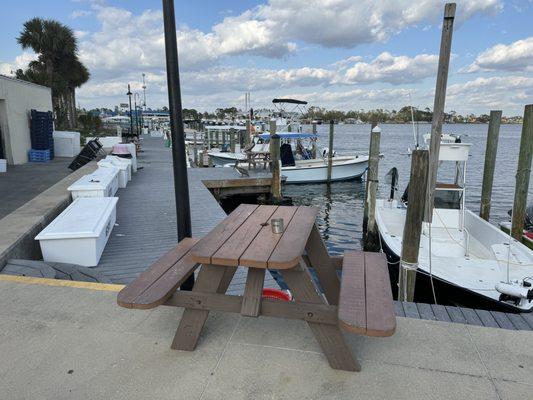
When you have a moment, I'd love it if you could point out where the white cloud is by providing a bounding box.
[341,52,438,84]
[462,37,533,72]
[70,10,92,19]
[446,76,533,112]
[0,52,37,76]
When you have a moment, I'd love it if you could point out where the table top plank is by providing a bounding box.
[239,206,299,268]
[190,204,258,264]
[211,205,278,266]
[267,206,319,269]
[364,252,396,337]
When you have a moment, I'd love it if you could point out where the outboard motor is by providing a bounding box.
[384,167,399,201]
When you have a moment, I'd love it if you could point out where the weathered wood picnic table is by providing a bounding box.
[118,204,396,371]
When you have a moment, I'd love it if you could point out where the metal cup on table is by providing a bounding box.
[271,218,284,234]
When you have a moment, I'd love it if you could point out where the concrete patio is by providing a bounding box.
[0,276,530,400]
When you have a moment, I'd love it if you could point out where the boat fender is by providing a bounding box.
[495,283,533,302]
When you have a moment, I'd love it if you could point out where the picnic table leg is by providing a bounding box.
[305,224,340,305]
[171,264,237,351]
[241,268,265,317]
[279,261,360,372]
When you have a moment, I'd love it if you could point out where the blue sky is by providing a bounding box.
[1,0,531,115]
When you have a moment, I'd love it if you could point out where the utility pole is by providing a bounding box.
[162,0,193,290]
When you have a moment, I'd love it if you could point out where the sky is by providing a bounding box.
[0,0,532,115]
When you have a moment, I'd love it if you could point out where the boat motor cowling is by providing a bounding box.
[495,282,533,304]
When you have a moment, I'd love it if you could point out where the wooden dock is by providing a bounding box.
[95,135,277,294]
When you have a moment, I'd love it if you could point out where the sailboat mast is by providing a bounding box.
[424,3,456,223]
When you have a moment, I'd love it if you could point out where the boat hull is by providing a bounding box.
[379,236,531,313]
[282,156,368,184]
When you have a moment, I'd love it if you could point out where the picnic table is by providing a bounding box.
[118,204,396,371]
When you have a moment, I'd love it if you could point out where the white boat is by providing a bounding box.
[222,132,368,183]
[376,143,533,312]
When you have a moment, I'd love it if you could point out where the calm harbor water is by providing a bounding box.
[286,123,531,255]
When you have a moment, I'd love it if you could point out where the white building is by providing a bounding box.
[0,75,53,165]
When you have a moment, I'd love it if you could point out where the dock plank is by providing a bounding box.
[459,307,483,326]
[474,309,499,328]
[393,301,405,317]
[491,311,516,330]
[445,306,466,324]
[402,302,420,319]
[431,304,451,322]
[416,303,436,320]
[506,313,532,331]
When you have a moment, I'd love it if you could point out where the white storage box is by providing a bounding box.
[53,131,81,157]
[68,166,119,199]
[98,160,128,188]
[105,155,132,181]
[124,143,138,172]
[0,159,6,173]
[35,197,118,267]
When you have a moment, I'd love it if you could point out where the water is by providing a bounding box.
[285,123,532,255]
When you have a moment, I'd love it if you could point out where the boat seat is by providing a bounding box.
[117,238,200,309]
[338,251,396,337]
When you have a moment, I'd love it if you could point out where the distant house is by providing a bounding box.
[0,75,53,165]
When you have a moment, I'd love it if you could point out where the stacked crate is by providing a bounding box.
[29,110,54,162]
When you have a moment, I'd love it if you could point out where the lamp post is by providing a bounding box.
[162,0,194,290]
[126,84,133,138]
[142,73,147,110]
[134,93,141,136]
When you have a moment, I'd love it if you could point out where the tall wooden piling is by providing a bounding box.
[511,104,533,240]
[327,120,334,183]
[363,121,378,235]
[229,128,236,153]
[479,110,502,221]
[245,119,251,145]
[425,2,456,223]
[363,125,381,251]
[193,130,198,167]
[399,150,429,302]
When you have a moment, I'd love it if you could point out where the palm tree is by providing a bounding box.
[16,18,89,129]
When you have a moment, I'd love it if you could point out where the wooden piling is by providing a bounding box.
[425,2,456,223]
[327,120,334,183]
[193,130,198,167]
[245,120,251,145]
[479,110,502,221]
[363,121,378,234]
[511,104,533,240]
[399,150,429,302]
[312,122,317,134]
[229,128,236,153]
[270,133,282,203]
[363,125,381,251]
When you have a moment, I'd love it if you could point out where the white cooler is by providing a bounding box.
[105,155,132,181]
[98,159,130,188]
[124,143,138,172]
[53,131,81,157]
[35,197,119,267]
[68,166,119,199]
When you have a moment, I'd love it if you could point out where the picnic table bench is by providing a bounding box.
[118,204,396,371]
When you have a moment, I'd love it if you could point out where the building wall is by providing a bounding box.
[0,76,53,165]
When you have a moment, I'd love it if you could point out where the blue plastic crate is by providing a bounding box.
[29,149,51,162]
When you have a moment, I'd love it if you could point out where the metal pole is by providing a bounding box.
[127,84,133,138]
[133,96,138,136]
[162,0,193,290]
